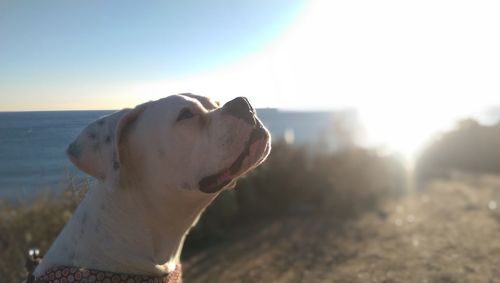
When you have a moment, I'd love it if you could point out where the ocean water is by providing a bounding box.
[0,111,113,198]
[0,109,341,199]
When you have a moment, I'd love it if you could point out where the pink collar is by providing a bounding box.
[33,264,182,283]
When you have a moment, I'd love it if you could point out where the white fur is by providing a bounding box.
[33,94,271,277]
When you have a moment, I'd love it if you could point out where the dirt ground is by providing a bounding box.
[184,175,500,283]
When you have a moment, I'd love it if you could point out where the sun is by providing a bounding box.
[358,103,464,165]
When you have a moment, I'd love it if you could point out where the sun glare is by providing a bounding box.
[358,99,481,164]
[360,108,445,162]
[4,0,497,162]
[101,0,499,163]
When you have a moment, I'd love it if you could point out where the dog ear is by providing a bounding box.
[66,103,148,191]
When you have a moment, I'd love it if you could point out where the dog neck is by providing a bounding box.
[33,182,215,278]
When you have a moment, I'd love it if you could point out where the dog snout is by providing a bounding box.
[221,97,256,126]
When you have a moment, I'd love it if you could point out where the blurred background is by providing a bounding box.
[1,0,500,282]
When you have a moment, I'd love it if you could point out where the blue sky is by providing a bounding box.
[0,0,304,107]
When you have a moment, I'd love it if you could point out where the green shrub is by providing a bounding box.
[0,184,86,283]
[416,119,500,184]
[185,140,406,253]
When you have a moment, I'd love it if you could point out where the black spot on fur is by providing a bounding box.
[66,142,82,158]
[105,136,111,143]
[98,120,105,126]
[113,161,120,170]
[89,132,96,140]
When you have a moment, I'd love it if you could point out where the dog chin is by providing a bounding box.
[198,127,270,194]
[244,128,271,169]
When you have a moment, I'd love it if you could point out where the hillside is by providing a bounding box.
[184,175,500,283]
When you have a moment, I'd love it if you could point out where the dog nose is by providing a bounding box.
[222,97,256,125]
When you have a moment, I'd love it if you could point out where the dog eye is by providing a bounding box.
[176,108,195,122]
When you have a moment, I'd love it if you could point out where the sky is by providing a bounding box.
[0,0,304,110]
[1,0,500,157]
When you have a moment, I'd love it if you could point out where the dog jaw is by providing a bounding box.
[198,119,271,193]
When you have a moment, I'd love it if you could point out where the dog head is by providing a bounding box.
[66,94,271,197]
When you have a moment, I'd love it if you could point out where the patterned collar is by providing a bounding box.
[32,264,182,283]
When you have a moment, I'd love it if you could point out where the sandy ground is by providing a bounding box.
[184,176,500,283]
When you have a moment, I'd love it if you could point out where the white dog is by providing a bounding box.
[32,94,271,283]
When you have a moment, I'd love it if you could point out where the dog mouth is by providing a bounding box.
[198,125,270,193]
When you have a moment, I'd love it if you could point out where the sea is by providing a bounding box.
[0,109,346,199]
